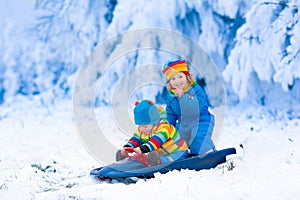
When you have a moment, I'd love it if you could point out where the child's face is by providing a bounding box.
[138,124,154,134]
[169,72,188,90]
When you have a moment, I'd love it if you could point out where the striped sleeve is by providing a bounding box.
[124,132,141,148]
[142,125,170,152]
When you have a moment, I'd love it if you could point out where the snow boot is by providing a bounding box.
[147,151,161,166]
[116,150,126,161]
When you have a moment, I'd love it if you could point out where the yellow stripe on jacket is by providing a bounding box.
[126,119,188,156]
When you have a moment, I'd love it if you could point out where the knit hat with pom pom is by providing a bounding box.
[134,100,160,125]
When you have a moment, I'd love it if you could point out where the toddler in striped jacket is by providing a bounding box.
[116,99,188,166]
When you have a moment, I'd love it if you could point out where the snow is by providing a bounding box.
[1,0,300,106]
[223,0,300,101]
[0,97,299,199]
[1,0,300,199]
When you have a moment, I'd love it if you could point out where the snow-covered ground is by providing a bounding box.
[1,0,300,199]
[1,98,299,200]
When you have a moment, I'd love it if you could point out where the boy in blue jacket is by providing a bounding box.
[162,60,215,155]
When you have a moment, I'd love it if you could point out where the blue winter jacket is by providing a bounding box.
[166,83,215,155]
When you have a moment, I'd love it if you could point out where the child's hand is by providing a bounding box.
[175,87,184,98]
[121,148,127,157]
[134,147,142,154]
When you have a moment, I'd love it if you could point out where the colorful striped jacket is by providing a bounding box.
[124,119,188,156]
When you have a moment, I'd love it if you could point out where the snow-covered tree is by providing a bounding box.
[223,0,300,106]
[0,0,299,109]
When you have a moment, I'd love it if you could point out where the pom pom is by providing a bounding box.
[147,100,154,105]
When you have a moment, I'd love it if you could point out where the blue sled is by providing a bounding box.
[90,147,236,179]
